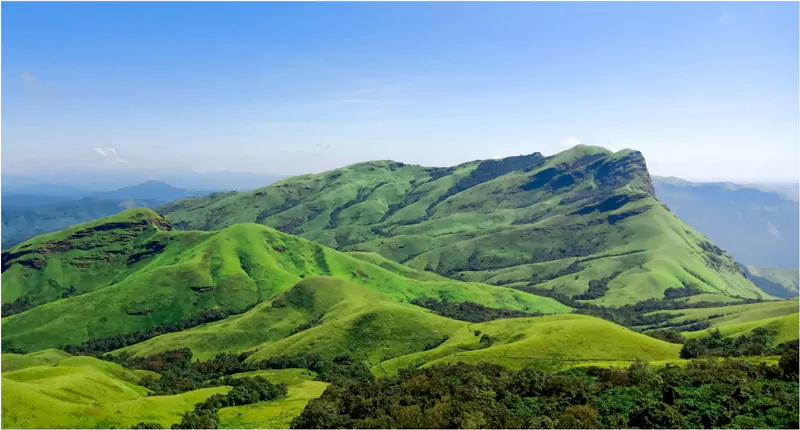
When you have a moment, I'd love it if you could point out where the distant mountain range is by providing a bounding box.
[652,176,799,270]
[1,180,233,248]
[2,169,286,194]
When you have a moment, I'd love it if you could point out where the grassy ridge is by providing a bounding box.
[642,300,799,342]
[2,212,568,352]
[160,146,768,306]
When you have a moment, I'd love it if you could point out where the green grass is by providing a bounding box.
[117,277,680,378]
[372,314,682,377]
[1,351,230,429]
[3,213,568,352]
[1,351,325,429]
[219,369,328,429]
[159,146,768,306]
[642,300,799,342]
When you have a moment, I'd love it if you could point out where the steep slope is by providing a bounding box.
[653,177,799,270]
[161,146,767,305]
[118,277,680,375]
[1,211,568,352]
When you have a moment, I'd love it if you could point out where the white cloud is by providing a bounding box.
[93,147,128,164]
[559,137,581,148]
[715,11,729,25]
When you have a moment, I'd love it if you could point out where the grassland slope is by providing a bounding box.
[1,351,229,428]
[117,277,679,377]
[160,146,767,306]
[2,213,567,352]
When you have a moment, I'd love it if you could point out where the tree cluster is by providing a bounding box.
[1,295,34,317]
[292,355,799,429]
[410,297,540,323]
[113,348,373,396]
[63,305,255,356]
[680,327,796,359]
[171,376,288,429]
[517,284,760,332]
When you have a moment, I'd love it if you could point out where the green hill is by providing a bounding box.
[1,351,229,428]
[641,300,799,343]
[1,210,568,352]
[159,146,768,306]
[1,350,321,429]
[117,277,679,375]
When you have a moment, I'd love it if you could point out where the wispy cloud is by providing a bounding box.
[559,137,581,147]
[93,147,128,164]
[715,11,730,25]
[20,72,42,86]
[341,98,369,104]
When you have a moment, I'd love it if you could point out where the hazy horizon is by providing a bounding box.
[2,2,798,183]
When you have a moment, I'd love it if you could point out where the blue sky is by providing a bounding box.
[2,2,798,181]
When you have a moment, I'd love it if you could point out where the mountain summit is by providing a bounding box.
[160,146,768,305]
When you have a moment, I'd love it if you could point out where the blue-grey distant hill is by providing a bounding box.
[2,180,227,248]
[653,176,799,271]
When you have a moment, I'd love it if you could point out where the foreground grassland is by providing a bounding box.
[0,352,229,428]
[0,350,327,429]
[160,145,769,305]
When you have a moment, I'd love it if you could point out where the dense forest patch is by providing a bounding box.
[292,355,799,429]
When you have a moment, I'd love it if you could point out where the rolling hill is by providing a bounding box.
[116,276,680,377]
[1,349,322,429]
[1,209,568,352]
[640,299,799,343]
[1,181,216,249]
[159,145,769,306]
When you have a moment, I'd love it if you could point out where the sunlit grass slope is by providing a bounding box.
[160,146,767,305]
[118,277,679,378]
[219,369,328,429]
[642,300,799,342]
[3,214,567,352]
[1,351,229,429]
[372,314,682,377]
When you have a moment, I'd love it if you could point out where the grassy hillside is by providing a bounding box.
[1,350,320,429]
[653,177,799,270]
[160,146,767,306]
[641,300,799,343]
[1,351,230,428]
[372,313,682,377]
[118,277,679,377]
[2,211,568,352]
[219,369,328,429]
[1,197,163,249]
